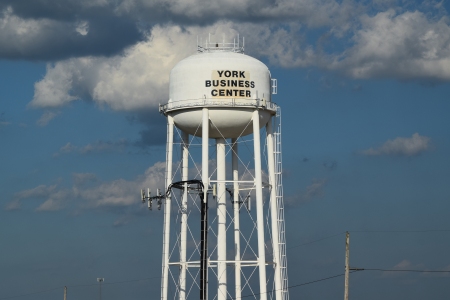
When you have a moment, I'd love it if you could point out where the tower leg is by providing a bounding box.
[202,108,209,201]
[161,115,174,300]
[232,138,241,300]
[266,118,283,300]
[216,138,227,300]
[179,131,189,300]
[201,108,209,300]
[253,110,267,300]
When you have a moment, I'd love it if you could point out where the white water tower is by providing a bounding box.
[143,36,289,300]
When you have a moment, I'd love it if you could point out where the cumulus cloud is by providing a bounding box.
[1,0,450,85]
[1,0,357,28]
[30,25,193,110]
[115,0,357,28]
[6,184,58,211]
[36,110,60,126]
[75,20,89,36]
[361,133,431,157]
[29,22,318,112]
[0,0,358,60]
[332,10,450,81]
[285,178,327,206]
[53,139,130,156]
[0,6,140,60]
[381,259,426,277]
[11,0,450,114]
[5,162,166,213]
[0,121,11,127]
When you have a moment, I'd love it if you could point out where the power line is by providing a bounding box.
[352,268,450,273]
[68,276,160,288]
[234,271,359,299]
[286,229,450,250]
[288,232,346,249]
[0,288,61,300]
[350,230,450,233]
[0,276,160,300]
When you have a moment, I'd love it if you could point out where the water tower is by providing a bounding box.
[143,36,289,300]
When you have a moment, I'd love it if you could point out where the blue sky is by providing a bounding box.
[1,0,450,299]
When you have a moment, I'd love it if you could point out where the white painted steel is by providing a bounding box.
[202,108,209,202]
[274,107,289,300]
[169,52,272,138]
[216,138,227,300]
[266,118,282,300]
[232,139,241,300]
[170,52,271,104]
[159,47,290,300]
[161,115,174,300]
[253,110,267,300]
[179,131,189,300]
[171,108,271,138]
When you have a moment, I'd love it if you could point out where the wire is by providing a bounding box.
[354,268,450,273]
[0,288,61,300]
[0,276,160,300]
[233,272,356,299]
[350,230,450,233]
[68,276,161,288]
[288,232,346,249]
[286,229,450,250]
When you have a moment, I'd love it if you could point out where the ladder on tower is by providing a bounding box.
[274,107,289,300]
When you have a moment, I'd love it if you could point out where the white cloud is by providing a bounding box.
[332,10,450,80]
[5,199,20,211]
[3,0,450,84]
[75,20,89,36]
[30,25,196,110]
[362,133,431,156]
[36,196,67,211]
[0,6,57,36]
[239,22,317,68]
[30,22,318,111]
[15,184,58,199]
[53,139,129,156]
[36,110,60,126]
[5,162,166,212]
[0,6,98,59]
[285,178,327,206]
[73,173,98,186]
[79,139,128,154]
[113,215,133,227]
[28,6,450,113]
[382,259,426,277]
[73,162,166,208]
[31,61,80,108]
[0,121,11,126]
[304,178,327,199]
[116,0,357,30]
[6,184,58,210]
[0,4,148,60]
[59,142,77,154]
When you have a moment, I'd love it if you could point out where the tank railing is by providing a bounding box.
[197,36,244,53]
[159,98,278,114]
[197,43,244,53]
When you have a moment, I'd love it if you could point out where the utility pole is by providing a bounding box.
[64,286,67,300]
[344,231,350,300]
[97,278,104,300]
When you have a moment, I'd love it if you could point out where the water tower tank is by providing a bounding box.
[163,48,276,138]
